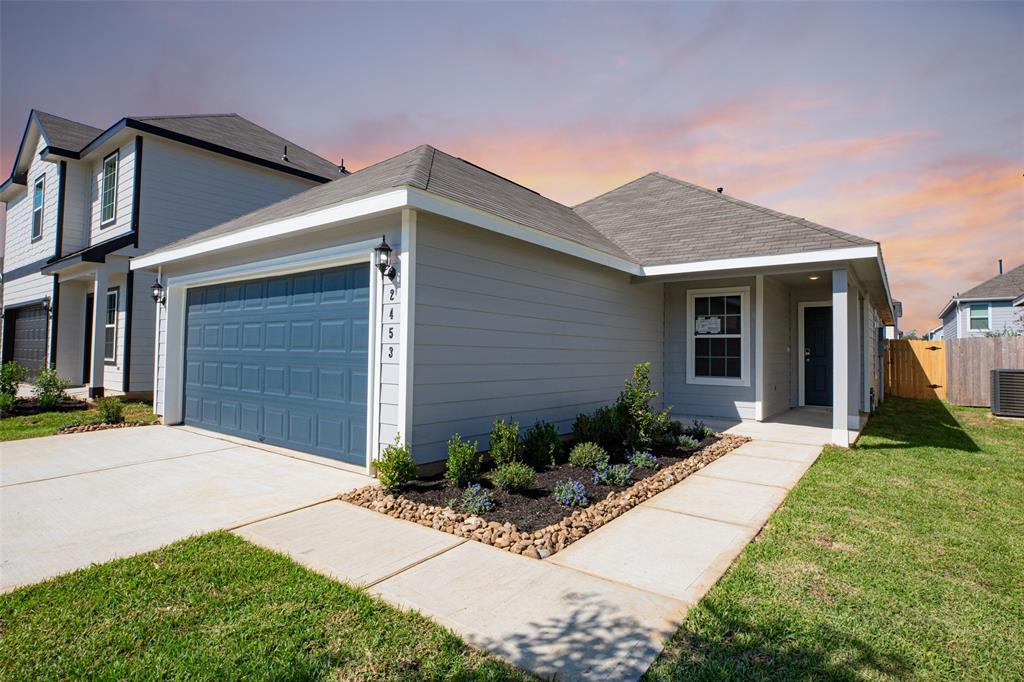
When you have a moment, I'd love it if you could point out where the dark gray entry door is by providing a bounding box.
[804,305,833,406]
[182,264,370,464]
[12,305,48,377]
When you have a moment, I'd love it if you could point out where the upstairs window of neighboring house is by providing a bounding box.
[969,304,990,331]
[101,151,119,225]
[31,176,45,241]
[688,287,749,386]
[104,288,119,362]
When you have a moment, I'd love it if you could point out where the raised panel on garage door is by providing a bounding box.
[182,264,370,464]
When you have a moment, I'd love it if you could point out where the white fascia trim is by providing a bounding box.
[131,189,409,270]
[939,296,1015,319]
[641,245,880,277]
[403,187,641,275]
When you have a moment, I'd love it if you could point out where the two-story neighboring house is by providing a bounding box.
[937,262,1024,339]
[1,110,341,397]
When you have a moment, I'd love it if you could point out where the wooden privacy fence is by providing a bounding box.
[945,336,1024,407]
[885,339,946,400]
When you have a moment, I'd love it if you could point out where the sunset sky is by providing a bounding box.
[2,1,1021,332]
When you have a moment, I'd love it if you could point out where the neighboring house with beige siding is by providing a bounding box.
[0,110,342,396]
[132,144,896,474]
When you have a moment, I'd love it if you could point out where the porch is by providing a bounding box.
[658,261,894,447]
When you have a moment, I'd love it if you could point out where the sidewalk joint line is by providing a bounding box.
[639,503,765,529]
[1,445,239,488]
[227,496,338,532]
[691,472,789,490]
[365,538,469,589]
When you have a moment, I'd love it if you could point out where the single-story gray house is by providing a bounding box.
[131,145,896,473]
[937,263,1024,339]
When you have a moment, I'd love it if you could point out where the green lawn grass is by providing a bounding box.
[0,532,530,681]
[645,398,1024,681]
[0,399,159,441]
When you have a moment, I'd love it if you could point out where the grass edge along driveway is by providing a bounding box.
[0,532,531,681]
[645,397,1024,681]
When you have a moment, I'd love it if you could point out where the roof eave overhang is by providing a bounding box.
[43,233,137,274]
[938,295,1017,318]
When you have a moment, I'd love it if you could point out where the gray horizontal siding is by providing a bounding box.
[411,214,663,464]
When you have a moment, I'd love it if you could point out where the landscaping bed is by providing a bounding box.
[343,433,747,558]
[57,420,156,435]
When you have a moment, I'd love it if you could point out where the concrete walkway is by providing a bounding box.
[1,427,371,591]
[235,437,823,680]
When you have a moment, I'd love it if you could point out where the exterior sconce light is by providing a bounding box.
[151,279,166,305]
[375,234,396,281]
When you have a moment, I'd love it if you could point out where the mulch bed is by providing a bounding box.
[57,421,155,435]
[2,398,89,417]
[342,433,750,559]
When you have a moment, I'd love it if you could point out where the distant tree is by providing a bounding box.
[901,329,921,340]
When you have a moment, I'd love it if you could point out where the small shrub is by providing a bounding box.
[684,419,714,441]
[593,462,634,487]
[615,362,672,450]
[572,405,624,450]
[376,434,417,491]
[553,479,589,507]
[95,396,125,424]
[489,418,523,467]
[522,419,562,467]
[492,460,536,492]
[33,367,70,410]
[0,392,15,415]
[627,450,658,469]
[569,441,609,468]
[0,361,28,396]
[459,483,494,513]
[445,433,482,487]
[676,434,700,450]
[667,419,686,437]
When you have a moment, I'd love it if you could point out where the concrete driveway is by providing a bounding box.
[0,426,370,592]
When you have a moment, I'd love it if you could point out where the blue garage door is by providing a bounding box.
[183,264,370,464]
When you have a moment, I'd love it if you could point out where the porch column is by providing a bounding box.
[831,268,849,446]
[89,268,109,399]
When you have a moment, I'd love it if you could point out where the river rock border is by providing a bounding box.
[57,421,155,435]
[341,433,750,560]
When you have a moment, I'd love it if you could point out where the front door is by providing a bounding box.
[83,294,94,384]
[804,305,832,406]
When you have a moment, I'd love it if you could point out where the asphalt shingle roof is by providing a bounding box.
[140,146,879,268]
[34,111,103,152]
[960,263,1024,299]
[132,114,340,180]
[573,173,876,266]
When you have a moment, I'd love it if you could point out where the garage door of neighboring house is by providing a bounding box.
[182,264,370,464]
[11,305,48,377]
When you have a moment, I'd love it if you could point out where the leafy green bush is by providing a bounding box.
[667,419,686,437]
[445,434,482,487]
[627,450,658,469]
[593,462,634,487]
[491,460,536,492]
[676,434,700,450]
[458,483,494,513]
[0,392,15,415]
[522,420,562,467]
[684,419,714,441]
[615,362,672,450]
[0,361,28,397]
[375,435,417,491]
[571,405,624,450]
[552,479,589,507]
[489,418,522,467]
[569,441,609,468]
[95,396,125,424]
[33,367,70,410]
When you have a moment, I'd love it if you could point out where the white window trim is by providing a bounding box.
[797,300,832,407]
[104,287,119,363]
[968,303,990,332]
[686,286,750,387]
[100,151,120,227]
[31,175,45,241]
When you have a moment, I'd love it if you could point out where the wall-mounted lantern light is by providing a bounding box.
[375,234,396,281]
[151,279,166,305]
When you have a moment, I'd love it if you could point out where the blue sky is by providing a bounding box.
[2,1,1021,330]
